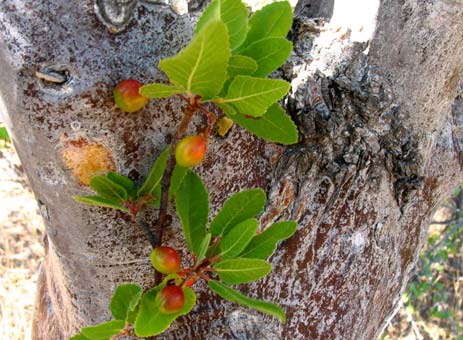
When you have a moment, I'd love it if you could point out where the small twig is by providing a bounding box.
[155,97,199,283]
[208,237,221,258]
[111,323,131,339]
[135,214,158,248]
[402,303,424,340]
[176,93,189,104]
[197,104,217,138]
[157,103,196,242]
[198,273,211,282]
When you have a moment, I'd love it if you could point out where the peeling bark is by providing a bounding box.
[0,0,462,339]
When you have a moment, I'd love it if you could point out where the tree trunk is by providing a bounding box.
[1,0,462,339]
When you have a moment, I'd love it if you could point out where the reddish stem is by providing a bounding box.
[198,273,211,282]
[155,97,200,284]
[198,104,217,138]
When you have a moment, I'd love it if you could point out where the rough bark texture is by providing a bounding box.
[0,0,462,339]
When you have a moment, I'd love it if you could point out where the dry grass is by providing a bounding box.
[0,146,44,340]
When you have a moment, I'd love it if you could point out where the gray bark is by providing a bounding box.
[0,0,462,339]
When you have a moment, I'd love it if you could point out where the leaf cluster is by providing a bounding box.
[71,1,299,338]
[73,147,187,215]
[141,0,298,145]
[72,166,297,338]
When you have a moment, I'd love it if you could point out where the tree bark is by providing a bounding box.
[0,0,462,339]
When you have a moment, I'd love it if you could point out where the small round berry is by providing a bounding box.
[175,135,207,167]
[158,285,185,314]
[150,246,181,274]
[113,79,148,113]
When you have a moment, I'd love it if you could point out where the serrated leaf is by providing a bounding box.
[134,286,196,337]
[240,38,292,77]
[227,55,258,78]
[73,195,128,212]
[241,221,297,259]
[195,0,248,51]
[139,83,185,99]
[160,21,230,100]
[90,176,128,203]
[213,258,271,284]
[81,320,125,340]
[196,233,212,264]
[110,283,143,321]
[168,165,188,199]
[226,103,298,145]
[69,334,90,340]
[176,171,208,255]
[138,146,171,198]
[241,1,293,49]
[106,171,137,199]
[219,218,258,259]
[219,76,290,117]
[210,188,266,237]
[209,280,286,323]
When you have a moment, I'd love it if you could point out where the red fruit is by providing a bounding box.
[158,285,185,314]
[150,246,181,274]
[175,135,207,167]
[113,79,148,113]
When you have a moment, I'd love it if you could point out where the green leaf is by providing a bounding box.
[159,21,230,100]
[240,38,292,77]
[81,320,125,340]
[195,0,248,51]
[0,126,10,144]
[175,170,209,255]
[227,55,258,78]
[73,195,128,212]
[138,146,171,198]
[110,283,143,321]
[126,305,139,324]
[168,165,188,199]
[134,286,196,337]
[217,102,237,116]
[213,258,271,284]
[139,83,185,99]
[226,103,298,145]
[218,76,291,117]
[219,218,258,259]
[89,176,128,203]
[209,280,286,323]
[106,171,137,199]
[196,233,212,264]
[69,334,90,340]
[241,1,293,49]
[241,221,297,259]
[210,188,266,237]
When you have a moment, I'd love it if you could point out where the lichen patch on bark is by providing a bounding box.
[61,138,116,186]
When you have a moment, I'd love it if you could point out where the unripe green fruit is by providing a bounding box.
[150,246,181,274]
[175,135,207,167]
[113,79,148,113]
[158,285,185,314]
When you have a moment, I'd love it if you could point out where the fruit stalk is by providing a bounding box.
[155,96,199,282]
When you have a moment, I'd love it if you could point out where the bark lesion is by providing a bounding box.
[281,14,426,215]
